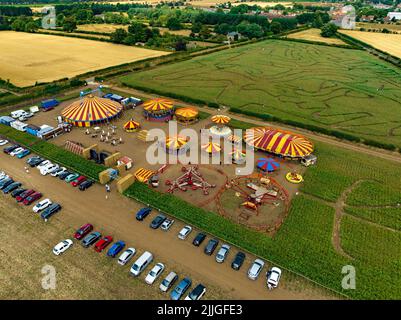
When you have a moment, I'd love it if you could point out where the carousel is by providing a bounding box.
[257,158,280,172]
[209,115,232,138]
[175,107,199,125]
[244,127,314,159]
[61,95,123,127]
[163,135,190,154]
[123,119,140,132]
[230,148,246,164]
[143,98,174,122]
[201,142,221,155]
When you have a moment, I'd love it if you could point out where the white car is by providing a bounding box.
[215,244,230,263]
[118,248,136,265]
[53,239,73,256]
[10,147,24,156]
[178,226,192,240]
[37,160,51,170]
[0,171,7,180]
[145,263,165,285]
[41,163,59,176]
[0,140,8,146]
[33,199,52,213]
[51,167,66,177]
[161,218,174,231]
[19,112,33,121]
[266,267,282,289]
[248,259,265,280]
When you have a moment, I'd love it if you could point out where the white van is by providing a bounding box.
[130,251,153,276]
[10,110,26,119]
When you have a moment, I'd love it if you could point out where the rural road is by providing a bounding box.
[0,151,333,300]
[111,85,401,165]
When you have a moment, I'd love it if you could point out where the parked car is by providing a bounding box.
[33,198,52,213]
[178,226,192,240]
[204,238,219,255]
[0,178,14,190]
[130,251,153,276]
[248,259,265,280]
[231,251,246,271]
[3,181,21,194]
[17,149,30,159]
[16,189,34,202]
[74,223,93,240]
[10,147,24,157]
[3,144,19,154]
[65,173,79,183]
[27,156,44,167]
[81,231,101,248]
[58,171,71,180]
[37,160,51,170]
[266,267,282,290]
[192,232,206,247]
[11,188,26,198]
[184,284,206,300]
[41,163,59,176]
[40,203,62,221]
[135,207,152,221]
[160,218,174,231]
[51,167,66,177]
[118,248,136,266]
[0,171,7,180]
[94,236,113,252]
[107,241,126,258]
[145,263,165,285]
[71,175,86,187]
[79,180,93,191]
[0,139,8,146]
[23,192,42,205]
[216,244,230,263]
[150,214,166,229]
[159,272,178,292]
[53,239,73,256]
[170,277,191,300]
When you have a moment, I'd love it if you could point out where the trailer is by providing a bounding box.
[0,116,16,126]
[41,99,59,111]
[103,93,124,103]
[26,124,40,136]
[121,97,143,109]
[10,120,28,132]
[41,126,64,140]
[36,125,54,138]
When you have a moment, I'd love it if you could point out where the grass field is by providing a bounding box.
[0,31,169,87]
[287,28,346,45]
[356,22,401,33]
[121,39,401,146]
[339,30,401,59]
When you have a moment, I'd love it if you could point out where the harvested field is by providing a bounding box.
[356,22,401,33]
[287,28,346,45]
[0,31,169,87]
[339,30,401,59]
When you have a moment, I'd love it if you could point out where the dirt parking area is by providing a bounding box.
[0,149,336,299]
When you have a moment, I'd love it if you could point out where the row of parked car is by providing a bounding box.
[135,207,282,289]
[54,223,206,300]
[0,170,61,220]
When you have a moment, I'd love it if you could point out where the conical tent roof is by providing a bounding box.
[165,135,188,150]
[175,107,198,118]
[201,142,221,153]
[143,98,174,112]
[124,120,140,130]
[211,115,230,124]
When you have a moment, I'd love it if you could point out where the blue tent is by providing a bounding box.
[257,158,280,172]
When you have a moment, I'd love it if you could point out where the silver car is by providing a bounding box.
[215,244,230,263]
[118,248,136,265]
[159,271,178,292]
[248,258,265,280]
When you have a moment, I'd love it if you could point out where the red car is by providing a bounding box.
[23,192,42,205]
[16,189,35,202]
[71,176,86,187]
[94,236,113,253]
[74,223,93,240]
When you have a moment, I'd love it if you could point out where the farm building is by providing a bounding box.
[244,127,314,159]
[61,95,123,127]
[387,12,401,21]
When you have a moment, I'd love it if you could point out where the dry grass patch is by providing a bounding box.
[287,28,346,45]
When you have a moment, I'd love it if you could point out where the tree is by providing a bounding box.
[175,38,187,51]
[10,17,26,31]
[199,25,211,39]
[25,21,38,33]
[62,16,77,32]
[191,21,202,34]
[321,23,338,38]
[166,17,182,30]
[270,21,282,34]
[110,28,128,43]
[237,22,264,38]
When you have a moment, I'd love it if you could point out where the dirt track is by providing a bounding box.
[0,151,335,300]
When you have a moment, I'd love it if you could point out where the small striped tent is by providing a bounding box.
[134,168,155,183]
[124,120,140,132]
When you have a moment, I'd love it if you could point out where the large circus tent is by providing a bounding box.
[61,95,123,127]
[244,127,314,159]
[143,98,174,122]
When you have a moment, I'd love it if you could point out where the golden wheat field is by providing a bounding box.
[356,22,401,33]
[0,31,169,87]
[287,28,346,45]
[339,30,401,59]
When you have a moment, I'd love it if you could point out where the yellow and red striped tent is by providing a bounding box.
[165,135,188,150]
[62,95,123,127]
[143,98,174,112]
[175,107,198,119]
[228,134,242,144]
[211,115,230,124]
[230,148,246,160]
[201,142,221,154]
[134,168,154,183]
[124,120,140,132]
[244,127,314,158]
